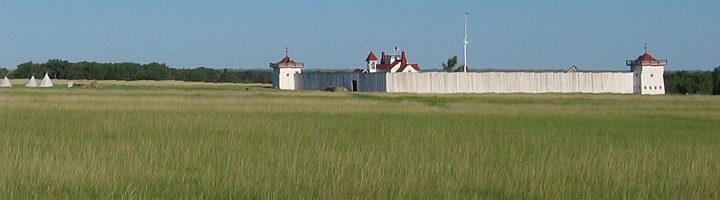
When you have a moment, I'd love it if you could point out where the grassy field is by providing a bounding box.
[1,81,719,199]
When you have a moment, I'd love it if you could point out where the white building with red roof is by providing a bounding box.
[627,52,666,95]
[270,52,303,90]
[362,51,420,73]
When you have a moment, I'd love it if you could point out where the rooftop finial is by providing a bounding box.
[285,47,289,57]
[644,43,648,54]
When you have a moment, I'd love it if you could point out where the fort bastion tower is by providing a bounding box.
[627,51,667,95]
[270,50,304,90]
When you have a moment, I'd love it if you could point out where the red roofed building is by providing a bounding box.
[627,51,667,95]
[361,50,421,73]
[365,52,378,62]
[626,52,666,66]
[271,50,304,90]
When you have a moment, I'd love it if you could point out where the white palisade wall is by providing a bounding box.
[386,72,634,94]
[293,72,634,94]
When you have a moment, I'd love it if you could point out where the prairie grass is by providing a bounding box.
[0,82,719,199]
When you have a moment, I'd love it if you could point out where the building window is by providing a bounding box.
[286,74,290,77]
[651,74,654,77]
[655,86,658,90]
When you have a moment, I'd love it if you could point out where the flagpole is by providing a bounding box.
[463,12,470,72]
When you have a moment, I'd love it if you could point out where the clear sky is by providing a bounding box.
[1,0,718,70]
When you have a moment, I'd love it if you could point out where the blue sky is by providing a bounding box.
[0,0,718,70]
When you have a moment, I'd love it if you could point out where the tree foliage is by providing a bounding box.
[713,66,720,95]
[442,56,465,72]
[9,59,271,84]
[0,68,8,77]
[664,69,718,95]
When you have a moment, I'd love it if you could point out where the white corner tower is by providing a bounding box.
[627,45,666,95]
[366,51,379,73]
[271,48,304,90]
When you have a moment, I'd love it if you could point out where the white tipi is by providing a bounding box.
[39,73,53,88]
[25,75,38,87]
[0,76,11,87]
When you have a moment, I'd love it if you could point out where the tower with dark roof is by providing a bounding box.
[627,50,666,95]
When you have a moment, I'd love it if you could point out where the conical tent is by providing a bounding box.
[0,76,11,87]
[39,73,53,88]
[25,76,38,87]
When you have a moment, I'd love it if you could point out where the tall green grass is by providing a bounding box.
[1,86,719,199]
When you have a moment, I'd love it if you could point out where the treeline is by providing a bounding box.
[665,66,720,95]
[1,59,271,84]
[0,68,8,77]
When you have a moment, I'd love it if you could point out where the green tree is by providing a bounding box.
[695,72,713,94]
[219,69,240,83]
[442,56,458,72]
[442,56,466,72]
[188,67,222,82]
[712,66,720,95]
[8,59,272,84]
[12,62,45,79]
[0,68,8,77]
[85,62,108,80]
[45,59,75,79]
[665,70,716,94]
[144,62,172,80]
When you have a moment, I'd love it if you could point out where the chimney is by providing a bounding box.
[381,51,386,64]
[401,51,407,67]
